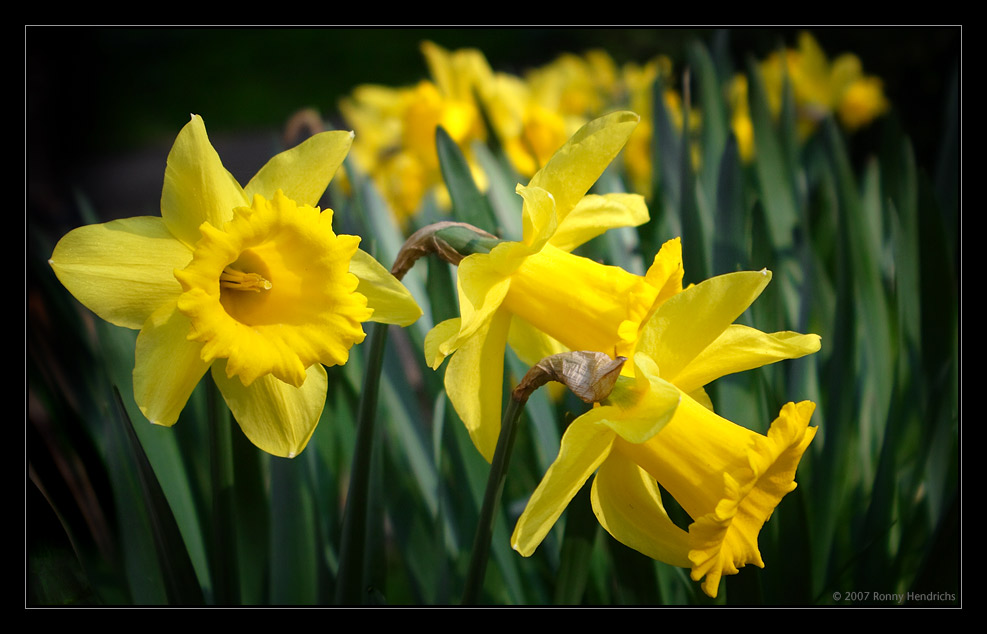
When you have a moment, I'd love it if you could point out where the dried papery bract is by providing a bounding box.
[513,351,626,404]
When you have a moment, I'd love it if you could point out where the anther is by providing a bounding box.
[220,267,272,292]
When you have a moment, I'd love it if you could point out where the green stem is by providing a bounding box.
[334,322,389,605]
[461,394,526,605]
[208,374,238,605]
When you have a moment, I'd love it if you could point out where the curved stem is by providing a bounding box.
[461,394,526,605]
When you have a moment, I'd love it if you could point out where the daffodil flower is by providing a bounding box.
[425,111,672,461]
[340,41,491,222]
[49,115,421,458]
[756,31,889,138]
[511,266,821,598]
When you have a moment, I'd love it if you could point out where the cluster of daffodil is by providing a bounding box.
[342,33,887,225]
[48,107,820,601]
[424,111,821,598]
[728,31,890,162]
[35,28,960,606]
[341,41,699,221]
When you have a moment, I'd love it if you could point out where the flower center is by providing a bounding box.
[175,190,373,387]
[220,266,272,292]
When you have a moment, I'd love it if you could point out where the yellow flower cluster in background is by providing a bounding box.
[342,33,889,220]
[341,43,698,224]
[729,31,890,162]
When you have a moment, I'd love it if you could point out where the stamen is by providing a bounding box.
[220,267,272,292]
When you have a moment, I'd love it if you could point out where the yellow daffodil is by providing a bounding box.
[511,263,821,598]
[482,49,622,180]
[425,111,679,461]
[756,32,888,139]
[341,41,490,223]
[49,115,421,458]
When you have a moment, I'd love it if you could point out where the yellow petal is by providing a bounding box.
[549,193,649,253]
[643,237,684,304]
[591,451,692,567]
[672,325,822,394]
[602,355,681,444]
[637,269,772,384]
[212,360,328,458]
[444,308,512,462]
[244,130,354,208]
[444,242,525,356]
[527,110,639,225]
[160,114,248,248]
[349,248,422,327]
[133,301,211,427]
[518,183,558,250]
[424,317,462,370]
[49,216,192,330]
[615,394,817,598]
[501,243,659,358]
[511,416,615,556]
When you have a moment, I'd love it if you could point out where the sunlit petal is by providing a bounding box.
[350,248,423,326]
[527,110,639,225]
[549,193,649,252]
[133,301,211,427]
[444,308,512,462]
[213,361,328,458]
[591,451,692,567]
[673,325,822,394]
[49,216,191,329]
[637,269,772,383]
[160,114,248,248]
[245,130,354,207]
[511,416,615,556]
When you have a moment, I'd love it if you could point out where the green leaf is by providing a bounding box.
[436,125,496,231]
[746,57,799,251]
[270,457,319,604]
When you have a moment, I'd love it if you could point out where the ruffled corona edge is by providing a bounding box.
[687,401,817,597]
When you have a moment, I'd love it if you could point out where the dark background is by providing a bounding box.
[27,27,960,236]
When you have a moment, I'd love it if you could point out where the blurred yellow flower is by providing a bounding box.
[727,75,756,163]
[511,260,821,598]
[836,75,889,131]
[727,31,890,163]
[756,32,889,138]
[482,50,619,179]
[49,115,421,457]
[341,42,490,224]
